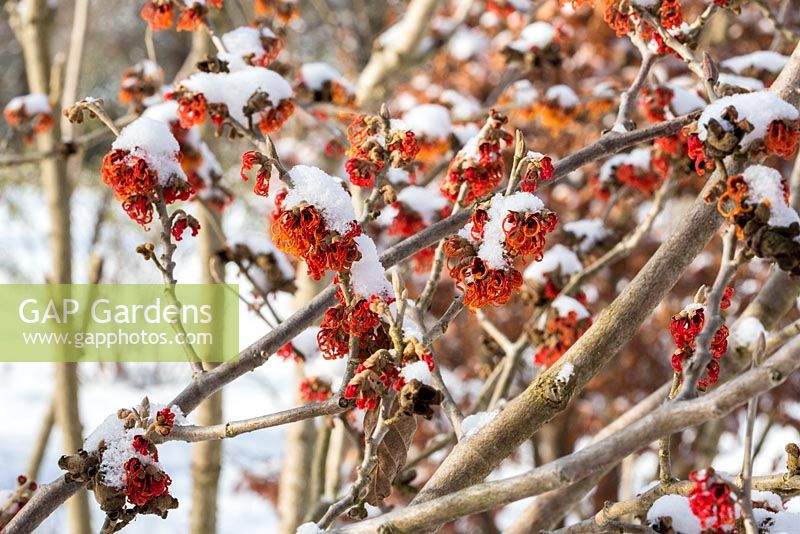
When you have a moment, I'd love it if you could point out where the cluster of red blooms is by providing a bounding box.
[344,115,419,188]
[271,195,362,280]
[100,149,192,227]
[344,351,402,410]
[651,131,690,178]
[446,202,557,309]
[640,85,673,123]
[669,288,733,391]
[118,62,164,111]
[386,199,448,273]
[255,0,299,24]
[172,213,201,241]
[519,154,555,193]
[686,133,714,176]
[687,469,737,530]
[603,0,682,37]
[533,307,592,367]
[317,293,391,360]
[441,111,513,203]
[299,377,332,402]
[140,0,223,32]
[3,98,54,143]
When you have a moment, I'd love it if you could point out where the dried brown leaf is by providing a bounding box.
[362,401,417,506]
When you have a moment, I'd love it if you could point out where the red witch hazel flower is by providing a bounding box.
[344,350,401,410]
[3,93,54,143]
[531,296,592,367]
[687,91,799,172]
[519,152,555,193]
[345,113,419,188]
[669,287,733,392]
[123,456,173,507]
[272,165,362,280]
[446,192,557,309]
[221,26,285,68]
[169,66,294,135]
[688,469,737,530]
[240,150,272,197]
[101,117,194,228]
[300,377,333,402]
[171,213,201,241]
[639,84,673,123]
[441,110,513,203]
[593,148,664,199]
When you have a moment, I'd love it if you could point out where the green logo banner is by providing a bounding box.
[0,284,239,362]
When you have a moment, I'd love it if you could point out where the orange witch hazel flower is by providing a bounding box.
[255,0,299,24]
[3,93,54,142]
[272,165,362,280]
[446,192,557,309]
[345,114,419,188]
[101,117,193,227]
[532,296,592,367]
[222,26,285,68]
[441,110,513,203]
[140,1,175,31]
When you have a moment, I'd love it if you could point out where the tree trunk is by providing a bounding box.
[278,269,325,532]
[190,203,225,534]
[15,2,91,533]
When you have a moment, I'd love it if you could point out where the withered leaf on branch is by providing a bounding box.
[362,399,417,506]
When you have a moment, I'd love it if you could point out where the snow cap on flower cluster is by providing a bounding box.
[112,117,187,184]
[563,219,610,253]
[476,192,546,270]
[350,234,393,300]
[82,408,175,489]
[545,85,579,108]
[181,66,293,123]
[402,104,453,139]
[551,295,590,320]
[4,93,51,115]
[599,148,652,183]
[741,165,800,228]
[523,244,582,283]
[721,51,789,75]
[647,495,702,534]
[508,21,557,52]
[697,91,799,150]
[283,165,357,235]
[299,63,354,92]
[221,26,277,58]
